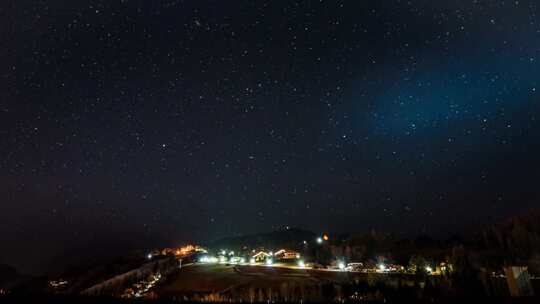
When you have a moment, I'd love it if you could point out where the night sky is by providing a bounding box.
[3,0,540,273]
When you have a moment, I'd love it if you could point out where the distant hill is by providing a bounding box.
[207,228,316,252]
[208,228,453,262]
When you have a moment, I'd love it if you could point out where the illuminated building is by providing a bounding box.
[273,249,300,260]
[251,251,271,262]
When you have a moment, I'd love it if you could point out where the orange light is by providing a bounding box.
[323,234,329,241]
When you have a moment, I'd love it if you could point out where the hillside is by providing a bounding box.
[207,228,316,251]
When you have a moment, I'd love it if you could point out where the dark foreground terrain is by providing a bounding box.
[157,264,430,301]
[1,294,540,304]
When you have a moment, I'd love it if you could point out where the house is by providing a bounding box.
[273,249,300,260]
[251,251,271,262]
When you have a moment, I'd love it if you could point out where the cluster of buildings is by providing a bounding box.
[48,279,69,291]
[147,237,453,276]
[199,248,302,267]
[121,273,162,299]
[342,261,451,275]
[251,248,301,262]
[149,244,207,259]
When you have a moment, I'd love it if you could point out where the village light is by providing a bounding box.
[250,258,256,264]
[338,262,346,270]
[378,264,386,272]
[147,253,153,260]
[266,259,273,266]
[316,237,323,244]
[240,258,246,264]
[298,260,305,268]
[425,266,433,273]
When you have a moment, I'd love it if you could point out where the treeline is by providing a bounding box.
[474,210,540,258]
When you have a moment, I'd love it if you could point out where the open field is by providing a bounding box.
[156,263,417,302]
[157,264,343,297]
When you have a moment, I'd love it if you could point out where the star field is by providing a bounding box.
[2,0,540,273]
